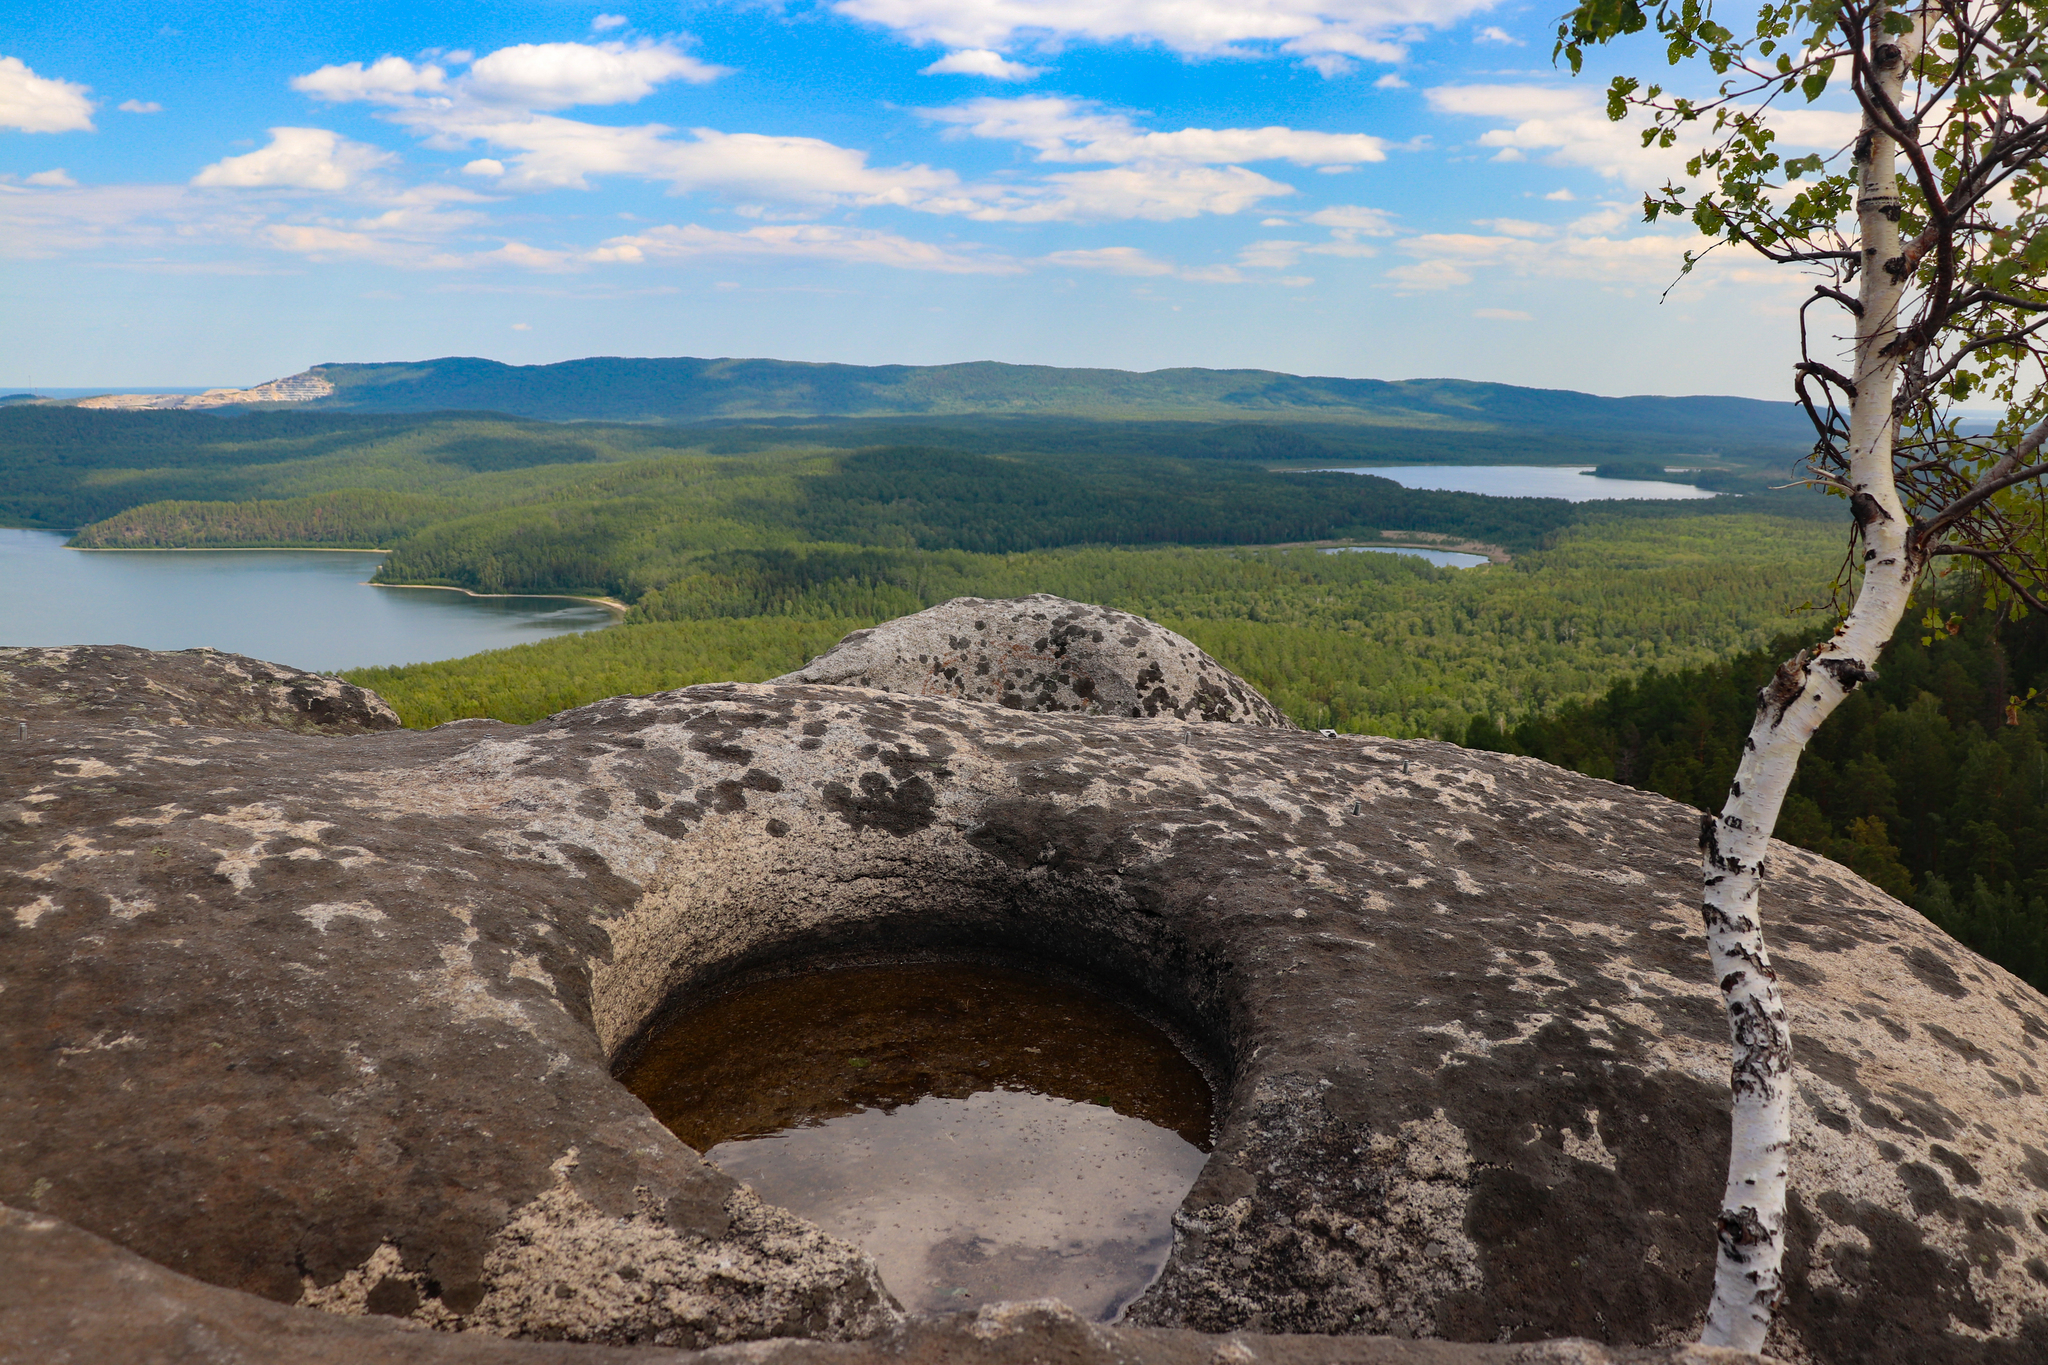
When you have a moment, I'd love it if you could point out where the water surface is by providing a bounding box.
[620,961,1214,1320]
[0,529,614,672]
[1310,465,1718,501]
[1322,546,1490,568]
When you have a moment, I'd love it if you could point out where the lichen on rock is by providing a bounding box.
[773,594,1294,727]
[3,627,2045,1364]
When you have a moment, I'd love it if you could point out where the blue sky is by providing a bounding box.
[0,2,1854,396]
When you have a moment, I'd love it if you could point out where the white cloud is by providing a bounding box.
[512,320,532,328]
[0,56,95,133]
[431,114,966,206]
[289,42,979,214]
[192,128,397,191]
[264,223,384,256]
[1472,216,1553,238]
[924,96,1384,165]
[1386,258,1471,289]
[971,164,1294,222]
[1543,187,1575,201]
[25,169,77,187]
[1473,25,1522,45]
[1040,244,1307,285]
[1305,203,1395,233]
[830,0,1497,74]
[295,41,722,113]
[1237,239,1306,269]
[1473,307,1531,319]
[1426,83,1858,185]
[117,99,162,114]
[292,57,447,103]
[1388,227,1703,291]
[1042,245,1177,275]
[465,40,725,108]
[591,14,629,31]
[921,49,1042,80]
[588,222,1020,273]
[1374,73,1408,89]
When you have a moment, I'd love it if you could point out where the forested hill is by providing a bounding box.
[279,356,1812,457]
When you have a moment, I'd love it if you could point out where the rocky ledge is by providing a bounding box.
[2,606,2045,1365]
[0,644,400,735]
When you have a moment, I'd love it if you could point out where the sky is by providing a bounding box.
[0,2,1859,397]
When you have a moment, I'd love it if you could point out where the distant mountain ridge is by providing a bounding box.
[57,354,1815,460]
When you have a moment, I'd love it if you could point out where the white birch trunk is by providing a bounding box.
[1696,12,1921,1351]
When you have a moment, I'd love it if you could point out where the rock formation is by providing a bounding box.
[774,595,1293,727]
[0,645,400,735]
[4,603,2045,1364]
[72,372,336,410]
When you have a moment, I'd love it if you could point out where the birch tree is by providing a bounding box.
[1558,0,2048,1351]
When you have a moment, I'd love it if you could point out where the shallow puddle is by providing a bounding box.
[619,961,1215,1320]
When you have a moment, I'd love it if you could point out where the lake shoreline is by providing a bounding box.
[1,529,618,669]
[68,544,393,553]
[373,581,631,614]
[1249,535,1512,564]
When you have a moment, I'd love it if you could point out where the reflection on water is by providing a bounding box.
[0,529,614,671]
[1321,546,1491,568]
[619,962,1214,1320]
[1309,464,1719,501]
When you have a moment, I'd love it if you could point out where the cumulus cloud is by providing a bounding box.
[1426,83,1858,184]
[1305,203,1395,233]
[0,55,95,133]
[972,164,1293,222]
[423,114,967,206]
[924,96,1384,165]
[294,40,722,112]
[117,99,162,114]
[286,40,981,214]
[292,56,447,103]
[25,169,77,187]
[831,0,1495,74]
[192,128,397,191]
[465,40,725,108]
[587,222,1020,273]
[591,14,629,32]
[1386,225,1701,292]
[921,49,1041,80]
[1473,25,1522,45]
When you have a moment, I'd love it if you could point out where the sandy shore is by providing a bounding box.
[371,581,630,614]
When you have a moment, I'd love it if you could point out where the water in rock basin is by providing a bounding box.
[619,962,1215,1320]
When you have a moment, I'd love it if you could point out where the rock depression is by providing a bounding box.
[3,610,2046,1365]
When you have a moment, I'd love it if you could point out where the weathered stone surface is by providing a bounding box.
[4,642,2047,1364]
[0,1203,1760,1365]
[0,644,401,734]
[773,595,1293,727]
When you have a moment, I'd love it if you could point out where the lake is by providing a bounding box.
[1323,546,1490,568]
[0,530,616,673]
[1309,465,1719,501]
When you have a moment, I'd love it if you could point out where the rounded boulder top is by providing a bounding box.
[772,594,1294,728]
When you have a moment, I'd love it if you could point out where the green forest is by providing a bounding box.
[1472,588,2048,992]
[14,399,2040,991]
[345,514,1840,738]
